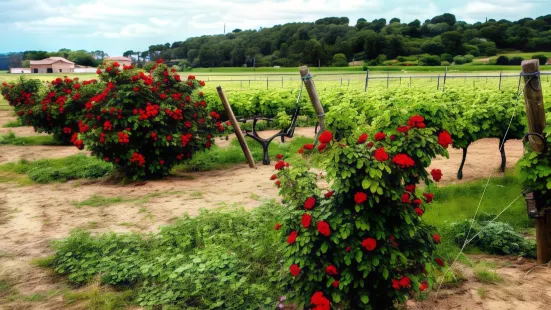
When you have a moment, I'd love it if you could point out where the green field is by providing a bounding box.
[478,50,551,62]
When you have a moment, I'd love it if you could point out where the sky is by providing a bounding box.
[0,0,547,56]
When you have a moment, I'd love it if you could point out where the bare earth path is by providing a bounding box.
[1,109,546,309]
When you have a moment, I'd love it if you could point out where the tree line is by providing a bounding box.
[0,50,108,70]
[129,13,551,67]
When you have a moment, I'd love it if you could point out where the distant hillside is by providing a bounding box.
[134,14,551,68]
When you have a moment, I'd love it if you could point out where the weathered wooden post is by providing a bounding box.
[300,66,325,134]
[499,71,503,90]
[521,59,549,264]
[386,72,389,88]
[409,76,412,87]
[282,76,284,88]
[437,74,440,90]
[364,69,369,92]
[442,67,448,92]
[340,77,343,87]
[266,77,269,90]
[216,86,255,168]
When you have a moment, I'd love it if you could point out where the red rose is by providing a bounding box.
[431,169,443,182]
[304,197,316,210]
[432,234,441,243]
[438,130,453,149]
[392,279,400,289]
[325,265,338,276]
[290,264,301,277]
[74,83,81,90]
[303,143,314,150]
[354,192,367,204]
[156,58,164,64]
[310,292,330,310]
[96,69,102,74]
[199,80,205,86]
[374,132,386,141]
[318,130,333,144]
[160,93,167,100]
[362,238,377,251]
[415,208,424,216]
[423,193,434,203]
[399,276,411,288]
[332,280,340,288]
[275,180,281,188]
[318,143,327,152]
[367,142,374,148]
[374,147,389,161]
[317,221,331,236]
[397,125,410,133]
[401,192,410,203]
[270,174,277,180]
[275,223,282,230]
[413,199,422,206]
[408,115,425,128]
[419,281,428,291]
[405,184,415,193]
[301,213,312,228]
[276,154,283,159]
[434,258,444,267]
[390,135,396,141]
[324,191,334,198]
[298,148,304,154]
[275,160,285,170]
[357,133,368,144]
[287,231,297,244]
[392,154,415,168]
[188,75,195,80]
[345,246,351,252]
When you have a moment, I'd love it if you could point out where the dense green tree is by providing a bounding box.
[332,53,348,66]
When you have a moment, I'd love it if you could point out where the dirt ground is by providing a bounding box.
[1,110,548,310]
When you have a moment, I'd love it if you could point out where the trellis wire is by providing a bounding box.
[435,72,538,295]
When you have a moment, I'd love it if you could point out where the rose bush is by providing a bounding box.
[1,77,44,127]
[77,59,224,179]
[274,115,449,309]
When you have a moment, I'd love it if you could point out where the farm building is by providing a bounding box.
[9,68,31,74]
[29,57,74,73]
[105,56,132,66]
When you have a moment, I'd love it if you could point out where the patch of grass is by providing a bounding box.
[2,119,23,128]
[250,193,261,201]
[0,171,33,186]
[0,276,18,301]
[474,262,503,284]
[174,136,313,172]
[64,282,135,310]
[477,287,487,298]
[23,293,45,302]
[73,195,124,208]
[0,155,113,183]
[0,131,61,146]
[424,169,532,262]
[0,105,11,111]
[118,222,135,227]
[189,191,203,199]
[438,267,467,288]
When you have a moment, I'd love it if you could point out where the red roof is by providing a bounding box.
[29,57,74,65]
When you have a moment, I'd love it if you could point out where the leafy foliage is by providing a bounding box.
[274,116,449,309]
[46,203,286,309]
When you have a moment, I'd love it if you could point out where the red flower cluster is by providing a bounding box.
[287,231,297,244]
[275,160,286,170]
[431,169,443,182]
[275,223,282,230]
[432,234,441,243]
[304,197,316,210]
[290,264,301,277]
[415,207,424,216]
[318,131,333,144]
[310,292,330,310]
[392,154,415,168]
[374,132,386,141]
[130,152,145,166]
[325,265,338,276]
[354,192,368,204]
[401,192,410,203]
[303,143,314,150]
[423,193,434,203]
[317,221,331,236]
[408,115,426,128]
[118,132,129,144]
[318,143,327,152]
[438,130,453,149]
[397,125,410,133]
[392,276,411,290]
[357,133,368,144]
[324,191,334,198]
[301,213,312,228]
[362,238,376,251]
[374,147,389,161]
[405,184,415,192]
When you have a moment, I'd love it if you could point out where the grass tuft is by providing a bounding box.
[0,131,61,146]
[474,262,503,284]
[2,120,23,128]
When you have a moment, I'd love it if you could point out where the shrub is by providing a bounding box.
[421,55,441,66]
[275,115,450,309]
[78,60,225,179]
[440,53,453,63]
[453,56,466,65]
[447,219,535,258]
[531,54,549,66]
[495,56,509,65]
[509,56,524,65]
[441,61,451,66]
[332,53,348,67]
[1,77,44,126]
[464,54,475,63]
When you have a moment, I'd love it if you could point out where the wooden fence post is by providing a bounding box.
[521,59,549,264]
[300,66,325,134]
[437,75,440,90]
[216,86,255,168]
[499,71,502,90]
[386,72,389,88]
[442,67,448,92]
[364,69,369,92]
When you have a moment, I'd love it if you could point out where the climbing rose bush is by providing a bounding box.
[274,115,449,309]
[78,59,223,179]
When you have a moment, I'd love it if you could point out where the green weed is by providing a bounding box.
[2,120,23,128]
[0,131,61,146]
[474,262,503,284]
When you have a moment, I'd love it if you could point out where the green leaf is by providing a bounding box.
[361,295,369,304]
[321,242,328,254]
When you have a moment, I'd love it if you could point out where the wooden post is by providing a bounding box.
[437,75,440,90]
[364,69,369,92]
[216,86,255,168]
[386,72,389,88]
[266,77,269,90]
[409,76,412,87]
[521,60,548,264]
[300,66,325,133]
[499,71,502,90]
[340,77,343,87]
[347,78,350,87]
[522,60,546,152]
[442,67,448,92]
[399,77,402,86]
[282,76,284,88]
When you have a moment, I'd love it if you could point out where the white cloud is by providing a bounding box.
[452,0,538,22]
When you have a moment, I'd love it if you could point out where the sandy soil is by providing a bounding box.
[0,109,543,310]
